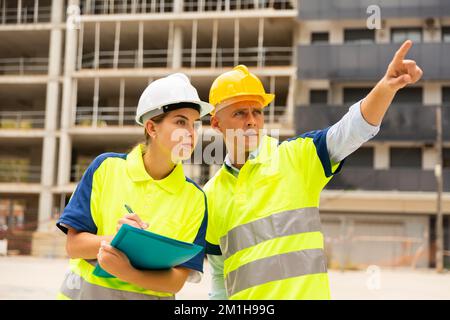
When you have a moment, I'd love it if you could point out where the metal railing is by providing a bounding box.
[80,0,295,15]
[81,0,174,14]
[183,0,295,12]
[0,57,48,75]
[0,110,46,129]
[0,163,41,183]
[75,104,287,127]
[183,47,293,68]
[75,106,137,127]
[80,49,167,69]
[0,4,52,24]
[79,46,293,69]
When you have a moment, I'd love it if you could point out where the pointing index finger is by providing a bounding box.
[393,40,412,64]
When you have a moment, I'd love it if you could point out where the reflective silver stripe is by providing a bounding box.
[220,207,322,259]
[225,248,327,297]
[60,270,174,300]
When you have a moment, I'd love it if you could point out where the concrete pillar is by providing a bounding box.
[297,22,310,45]
[211,19,218,68]
[234,19,239,66]
[329,24,343,44]
[171,0,184,69]
[423,147,437,170]
[330,84,343,105]
[424,24,441,43]
[286,75,296,127]
[172,25,183,69]
[374,144,389,169]
[191,20,198,68]
[286,26,298,126]
[173,0,183,13]
[296,82,309,106]
[423,82,442,106]
[58,0,79,188]
[376,26,390,44]
[37,0,64,232]
[167,22,174,68]
[257,18,264,67]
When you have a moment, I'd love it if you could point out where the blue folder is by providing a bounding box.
[93,224,204,278]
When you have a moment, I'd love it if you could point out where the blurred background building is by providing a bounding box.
[0,0,448,270]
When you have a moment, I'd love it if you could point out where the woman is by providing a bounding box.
[56,73,213,300]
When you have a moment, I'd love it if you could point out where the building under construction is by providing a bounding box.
[0,0,449,270]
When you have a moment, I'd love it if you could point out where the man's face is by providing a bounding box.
[211,100,265,154]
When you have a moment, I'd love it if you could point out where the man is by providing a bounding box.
[204,40,423,299]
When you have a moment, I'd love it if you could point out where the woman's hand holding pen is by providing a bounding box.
[116,213,149,232]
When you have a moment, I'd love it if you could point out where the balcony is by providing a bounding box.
[0,110,46,129]
[298,0,450,20]
[0,162,41,183]
[79,47,293,70]
[297,43,450,81]
[0,57,48,75]
[0,3,52,25]
[295,104,450,142]
[75,106,136,127]
[80,0,295,15]
[326,168,450,192]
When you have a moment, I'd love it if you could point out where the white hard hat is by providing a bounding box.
[136,73,213,126]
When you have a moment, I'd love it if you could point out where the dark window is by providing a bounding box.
[311,32,329,44]
[392,87,423,104]
[310,89,328,104]
[442,27,450,43]
[443,87,450,103]
[345,147,374,167]
[391,28,422,43]
[390,147,422,168]
[443,148,450,169]
[344,29,375,43]
[343,88,371,104]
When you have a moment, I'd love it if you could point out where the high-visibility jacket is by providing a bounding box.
[56,144,207,300]
[205,132,343,300]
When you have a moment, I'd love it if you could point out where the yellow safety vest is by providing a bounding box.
[205,133,343,299]
[56,144,207,300]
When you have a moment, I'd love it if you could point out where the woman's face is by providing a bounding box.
[149,108,201,162]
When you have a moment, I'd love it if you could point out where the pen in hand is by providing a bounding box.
[124,204,149,230]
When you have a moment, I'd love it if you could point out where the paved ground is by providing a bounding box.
[0,256,449,300]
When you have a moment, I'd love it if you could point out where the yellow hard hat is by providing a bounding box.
[209,65,275,115]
